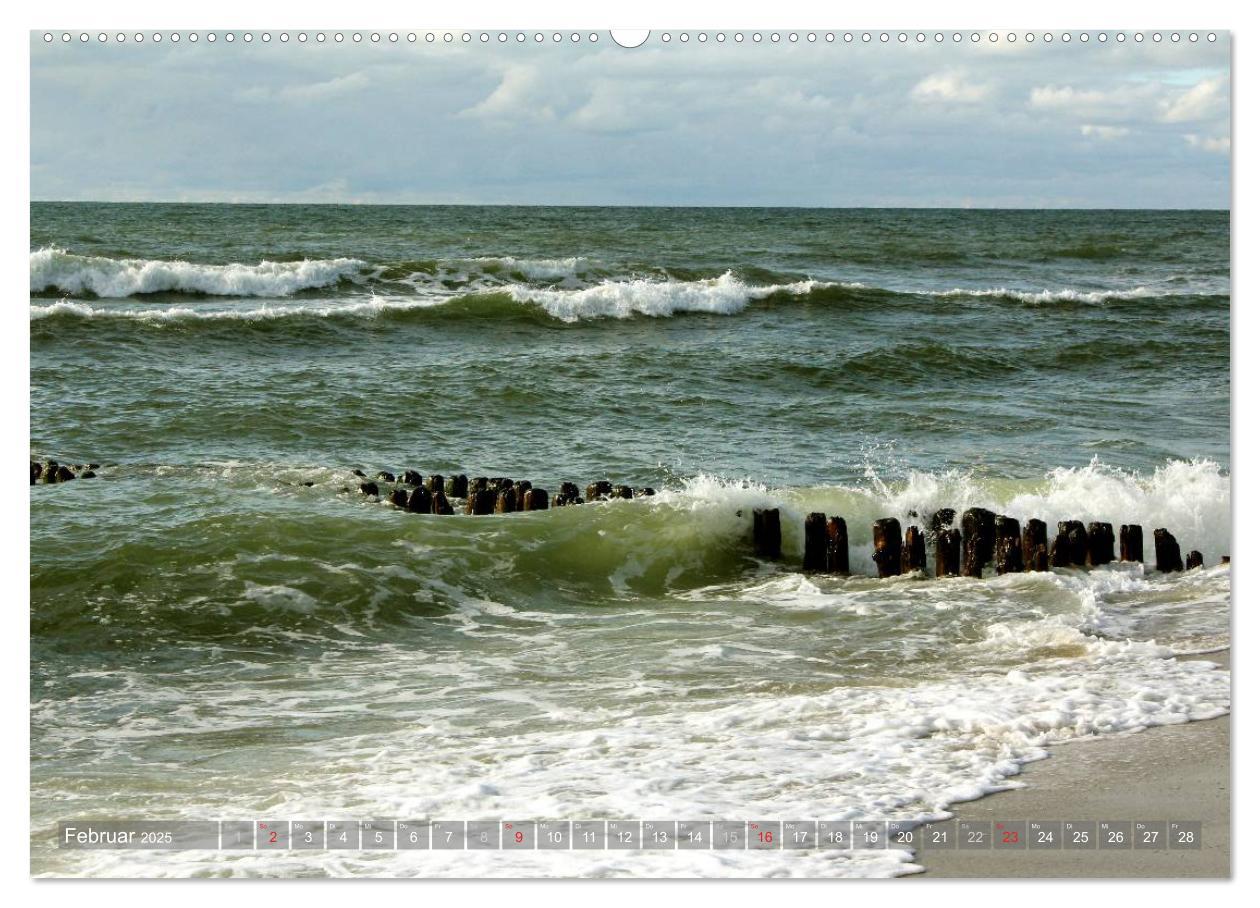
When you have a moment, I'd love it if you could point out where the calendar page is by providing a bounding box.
[27,8,1232,886]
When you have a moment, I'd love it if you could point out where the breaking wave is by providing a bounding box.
[30,247,367,298]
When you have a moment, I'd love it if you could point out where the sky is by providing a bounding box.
[30,31,1231,207]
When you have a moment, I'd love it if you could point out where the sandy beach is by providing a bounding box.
[911,650,1230,878]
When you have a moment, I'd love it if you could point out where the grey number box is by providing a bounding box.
[257,820,289,850]
[608,820,640,849]
[1064,820,1096,850]
[853,820,887,849]
[714,821,746,849]
[538,821,570,850]
[887,821,917,849]
[361,821,394,850]
[573,821,605,850]
[432,821,465,850]
[1029,821,1062,850]
[919,821,955,850]
[467,821,499,849]
[504,821,536,850]
[995,820,1027,850]
[818,821,852,849]
[643,820,676,850]
[1100,821,1133,850]
[1135,821,1167,850]
[221,821,254,850]
[398,821,431,849]
[678,821,711,849]
[959,820,991,850]
[749,820,781,850]
[784,821,817,850]
[1170,821,1202,850]
[326,821,358,849]
[292,821,324,850]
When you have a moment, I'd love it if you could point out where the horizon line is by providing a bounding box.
[29,199,1231,212]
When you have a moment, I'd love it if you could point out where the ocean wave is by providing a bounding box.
[930,286,1163,305]
[30,273,842,325]
[30,247,367,298]
[504,271,835,321]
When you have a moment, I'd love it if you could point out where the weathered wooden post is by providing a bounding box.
[495,489,516,513]
[1058,521,1088,565]
[1087,522,1115,566]
[425,474,444,493]
[872,517,903,578]
[614,484,634,500]
[936,528,961,577]
[389,488,409,508]
[467,489,496,515]
[1186,550,1204,570]
[803,512,827,572]
[635,487,656,497]
[378,471,395,483]
[403,470,423,486]
[524,488,550,510]
[902,525,926,574]
[1120,525,1144,563]
[407,486,432,514]
[994,516,1021,573]
[359,481,380,497]
[553,482,580,506]
[931,508,956,534]
[994,535,1024,574]
[1154,528,1183,572]
[587,481,613,502]
[431,490,455,515]
[446,475,469,498]
[826,517,850,574]
[1029,543,1049,571]
[1022,519,1048,571]
[513,480,533,510]
[753,508,782,559]
[30,461,42,484]
[1050,531,1072,567]
[470,477,489,493]
[962,507,997,573]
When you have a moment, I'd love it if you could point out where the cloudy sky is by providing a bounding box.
[30,32,1231,207]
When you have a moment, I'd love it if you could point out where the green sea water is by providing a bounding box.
[30,205,1231,877]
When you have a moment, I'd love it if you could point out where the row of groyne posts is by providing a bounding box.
[352,469,655,515]
[751,506,1218,576]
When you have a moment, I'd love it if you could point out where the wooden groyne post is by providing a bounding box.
[962,507,996,578]
[753,508,782,559]
[901,525,926,573]
[1120,524,1144,563]
[872,517,903,578]
[1022,518,1048,572]
[1087,522,1115,566]
[1154,528,1183,572]
[803,512,828,572]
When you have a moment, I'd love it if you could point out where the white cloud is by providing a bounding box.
[1161,76,1228,123]
[1080,124,1130,140]
[1184,134,1231,154]
[460,65,557,121]
[240,72,370,104]
[911,71,992,103]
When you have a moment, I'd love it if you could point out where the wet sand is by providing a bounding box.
[910,650,1230,878]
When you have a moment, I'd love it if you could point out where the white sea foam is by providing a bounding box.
[30,247,366,298]
[931,286,1161,305]
[506,271,833,321]
[471,255,593,280]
